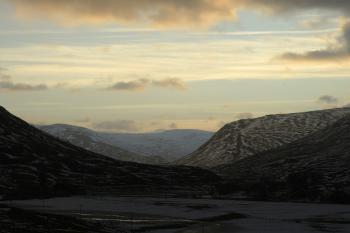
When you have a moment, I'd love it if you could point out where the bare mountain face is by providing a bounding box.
[0,106,219,200]
[177,108,350,168]
[215,114,350,203]
[39,124,166,165]
[40,125,213,162]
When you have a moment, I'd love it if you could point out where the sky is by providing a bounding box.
[1,0,350,132]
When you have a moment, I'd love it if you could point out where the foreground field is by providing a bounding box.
[3,197,350,233]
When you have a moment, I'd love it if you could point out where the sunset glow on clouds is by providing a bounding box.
[1,0,350,132]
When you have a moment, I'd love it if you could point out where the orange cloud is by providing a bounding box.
[9,0,350,28]
[11,0,240,28]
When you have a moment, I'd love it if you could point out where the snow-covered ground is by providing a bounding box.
[5,197,350,233]
[178,107,350,167]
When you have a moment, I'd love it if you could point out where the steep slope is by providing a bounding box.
[39,124,166,165]
[216,114,350,203]
[0,106,219,200]
[40,125,213,162]
[177,108,350,168]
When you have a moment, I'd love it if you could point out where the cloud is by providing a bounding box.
[10,0,239,28]
[107,78,187,92]
[278,21,350,62]
[107,79,150,92]
[299,18,335,30]
[0,82,48,91]
[246,1,350,14]
[318,95,339,104]
[93,120,142,132]
[0,69,48,92]
[152,78,186,90]
[10,0,350,28]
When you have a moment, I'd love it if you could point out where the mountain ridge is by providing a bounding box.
[39,124,213,162]
[177,107,350,168]
[0,106,219,200]
[215,113,350,203]
[38,124,166,165]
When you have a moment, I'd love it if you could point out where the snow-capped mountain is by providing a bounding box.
[39,124,166,165]
[0,106,219,200]
[177,107,350,168]
[216,113,350,203]
[40,125,213,162]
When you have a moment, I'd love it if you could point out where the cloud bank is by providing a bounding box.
[10,0,350,28]
[107,78,186,92]
[279,21,350,62]
[0,70,48,92]
[152,78,187,90]
[11,0,238,28]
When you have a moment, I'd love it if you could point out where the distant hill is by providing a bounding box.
[215,114,350,203]
[177,108,350,167]
[39,124,166,165]
[0,106,219,200]
[40,125,213,162]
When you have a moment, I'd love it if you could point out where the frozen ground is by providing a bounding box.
[3,197,350,233]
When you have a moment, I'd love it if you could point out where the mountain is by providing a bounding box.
[40,125,213,162]
[177,108,350,168]
[39,124,166,165]
[0,106,219,200]
[215,114,350,203]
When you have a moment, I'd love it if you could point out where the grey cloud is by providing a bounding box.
[318,95,338,104]
[107,78,187,92]
[299,18,335,30]
[246,1,350,14]
[0,70,48,92]
[107,79,150,92]
[0,81,48,91]
[152,78,186,90]
[93,120,142,132]
[279,21,350,62]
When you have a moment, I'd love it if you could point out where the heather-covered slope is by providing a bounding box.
[178,108,350,168]
[216,114,350,203]
[0,106,219,200]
